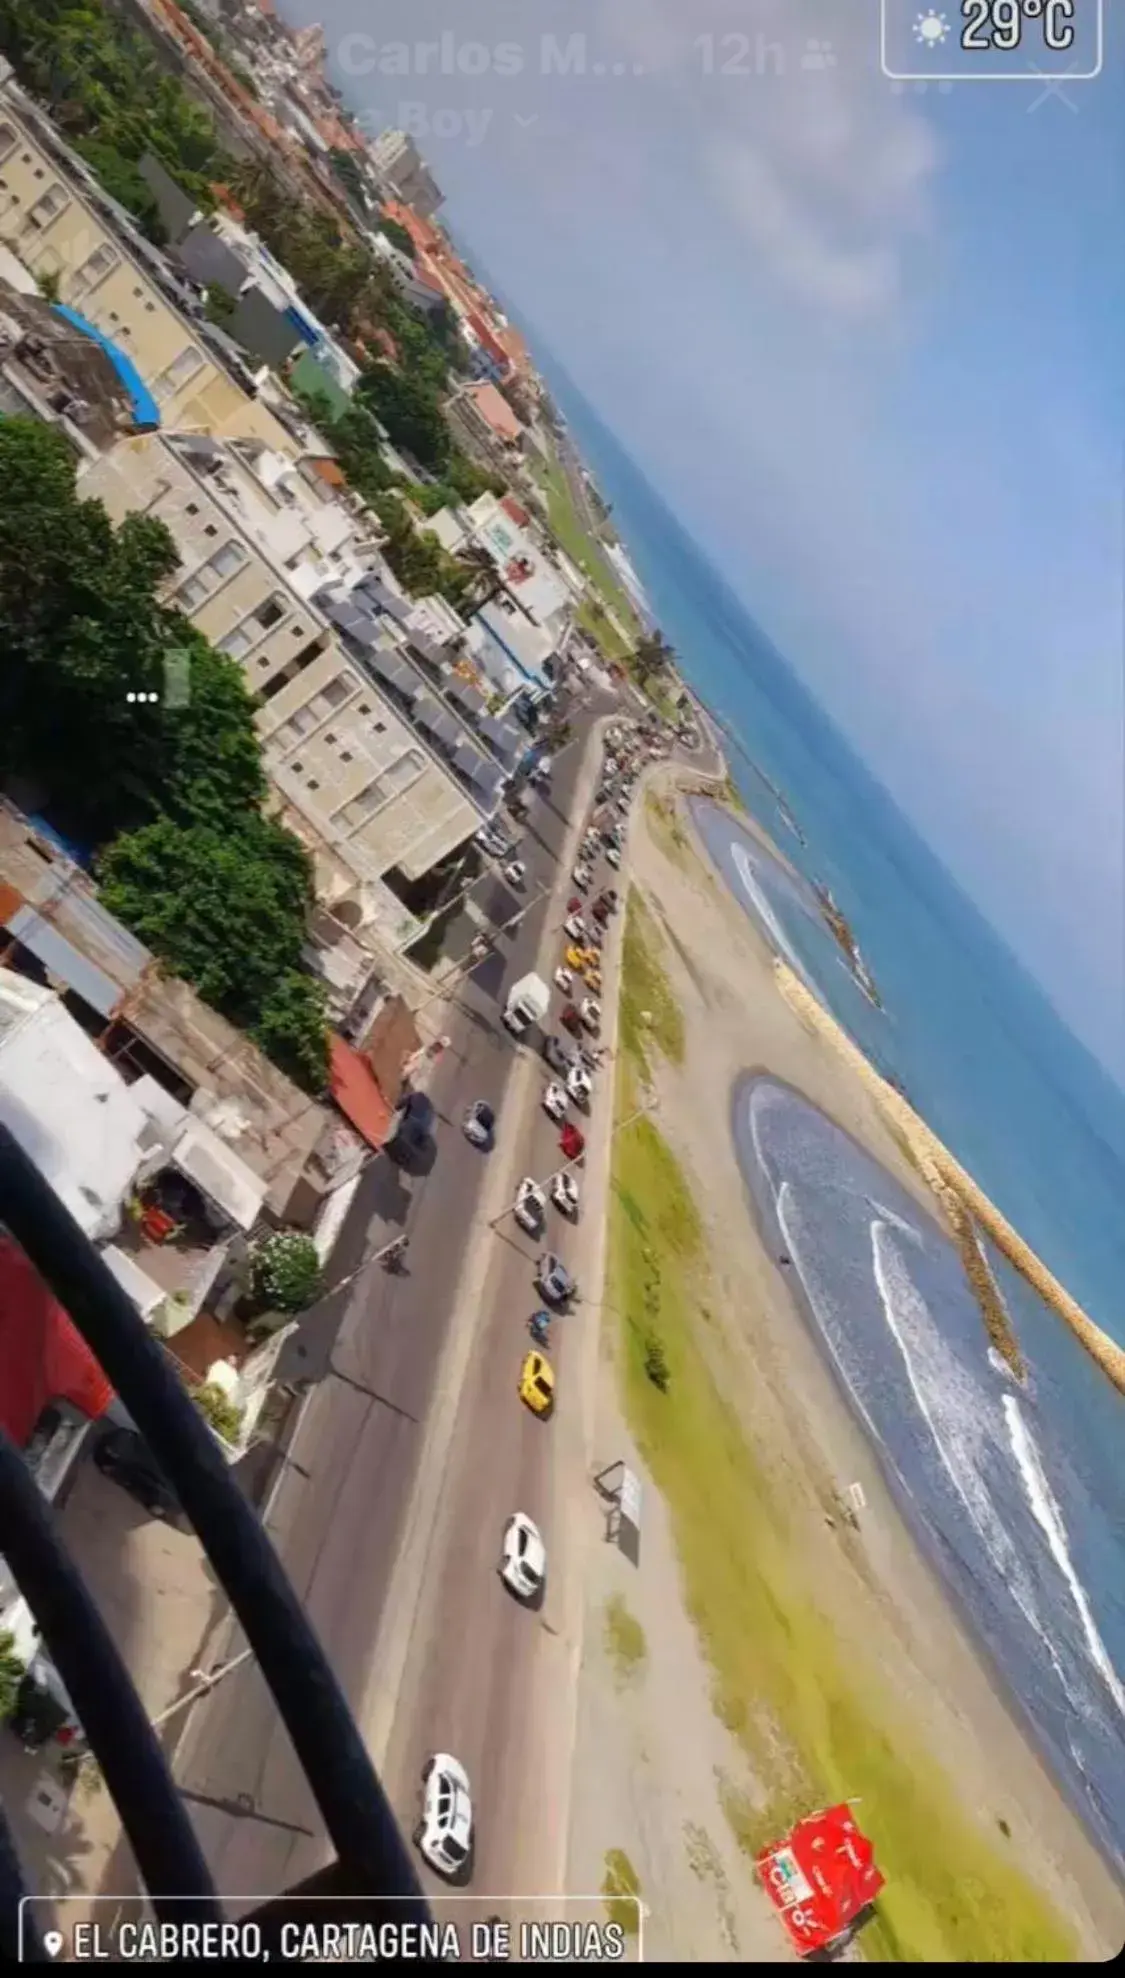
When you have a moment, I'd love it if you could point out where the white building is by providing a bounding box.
[368,129,443,219]
[81,431,490,961]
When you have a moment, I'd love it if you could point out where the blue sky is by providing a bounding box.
[295,1,1122,1077]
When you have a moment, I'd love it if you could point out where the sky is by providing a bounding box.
[290,1,1122,1079]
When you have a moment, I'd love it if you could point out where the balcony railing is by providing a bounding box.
[0,1122,428,1961]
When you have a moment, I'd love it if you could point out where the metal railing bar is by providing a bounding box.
[0,1425,219,1916]
[0,1126,426,1911]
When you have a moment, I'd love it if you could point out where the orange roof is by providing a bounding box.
[0,1237,114,1446]
[500,495,531,529]
[467,383,523,444]
[308,456,346,488]
[329,1036,394,1151]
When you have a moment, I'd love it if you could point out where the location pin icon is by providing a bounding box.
[42,1932,63,1958]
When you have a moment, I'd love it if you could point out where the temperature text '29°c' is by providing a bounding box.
[960,0,1077,53]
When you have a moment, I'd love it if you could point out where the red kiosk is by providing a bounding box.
[756,1803,884,1959]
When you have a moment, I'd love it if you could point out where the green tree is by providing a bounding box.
[250,1230,323,1313]
[329,146,367,209]
[0,1631,24,1722]
[377,215,416,260]
[632,631,675,687]
[204,281,238,326]
[356,363,452,474]
[252,971,331,1094]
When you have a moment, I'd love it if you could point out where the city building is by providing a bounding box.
[0,65,301,457]
[81,430,488,951]
[174,206,363,386]
[0,802,357,1224]
[0,276,160,457]
[370,229,448,317]
[445,381,527,474]
[368,130,444,220]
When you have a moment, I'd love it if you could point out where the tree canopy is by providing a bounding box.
[0,420,328,1092]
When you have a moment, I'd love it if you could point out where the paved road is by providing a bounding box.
[381,727,727,1910]
[167,692,616,1899]
[382,823,622,1912]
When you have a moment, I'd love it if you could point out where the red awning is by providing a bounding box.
[756,1804,884,1957]
[0,1237,114,1445]
[328,1035,394,1151]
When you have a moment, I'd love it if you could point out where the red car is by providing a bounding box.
[559,1122,585,1163]
[561,1003,583,1037]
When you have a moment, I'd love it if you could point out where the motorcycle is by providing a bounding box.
[382,1238,409,1274]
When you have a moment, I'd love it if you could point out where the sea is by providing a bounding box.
[547,368,1125,1873]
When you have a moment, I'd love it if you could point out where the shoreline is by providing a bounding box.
[729,1062,1123,1888]
[568,778,1125,1960]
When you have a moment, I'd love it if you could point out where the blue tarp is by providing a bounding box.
[50,304,161,432]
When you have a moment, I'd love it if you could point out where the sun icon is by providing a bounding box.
[914,9,951,44]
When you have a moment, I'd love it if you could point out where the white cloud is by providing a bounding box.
[603,0,939,316]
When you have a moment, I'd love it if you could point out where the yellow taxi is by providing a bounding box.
[564,944,587,972]
[519,1351,556,1418]
[583,966,602,994]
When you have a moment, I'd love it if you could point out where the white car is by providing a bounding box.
[413,1754,473,1880]
[515,1177,547,1236]
[550,1171,580,1219]
[502,858,526,888]
[542,1081,570,1123]
[500,1512,547,1602]
[566,1063,592,1108]
[580,997,601,1035]
[564,912,586,941]
[554,965,574,995]
[572,864,591,891]
[605,846,622,870]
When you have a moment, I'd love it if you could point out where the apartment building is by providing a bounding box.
[369,130,443,220]
[0,66,297,456]
[81,431,486,951]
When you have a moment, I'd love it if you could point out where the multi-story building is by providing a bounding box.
[0,66,298,456]
[369,130,444,220]
[81,431,493,958]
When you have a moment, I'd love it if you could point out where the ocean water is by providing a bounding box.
[547,372,1125,1869]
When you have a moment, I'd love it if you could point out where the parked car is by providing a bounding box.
[413,1755,474,1880]
[605,846,622,870]
[559,1121,585,1164]
[499,1513,547,1602]
[519,1350,556,1417]
[463,1100,495,1150]
[567,1063,592,1109]
[536,1253,577,1307]
[544,1033,575,1076]
[581,997,602,1034]
[514,1177,547,1236]
[564,912,586,941]
[386,1091,436,1170]
[93,1426,180,1520]
[542,1081,569,1123]
[550,1172,580,1219]
[554,965,574,995]
[502,859,527,889]
[560,1003,584,1038]
[572,864,592,891]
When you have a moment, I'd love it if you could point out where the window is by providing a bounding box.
[203,523,218,538]
[307,779,319,792]
[154,346,205,403]
[340,750,353,764]
[25,184,68,230]
[254,595,286,631]
[174,541,246,612]
[211,541,246,580]
[280,707,316,743]
[334,750,424,830]
[186,504,199,517]
[69,243,118,301]
[0,126,17,166]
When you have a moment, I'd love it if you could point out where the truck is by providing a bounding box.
[503,972,549,1038]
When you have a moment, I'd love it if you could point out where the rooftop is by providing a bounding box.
[464,383,524,445]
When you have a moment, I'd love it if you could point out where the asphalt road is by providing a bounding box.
[167,690,618,1900]
[382,824,624,1913]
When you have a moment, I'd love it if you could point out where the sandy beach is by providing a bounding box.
[566,778,1125,1961]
